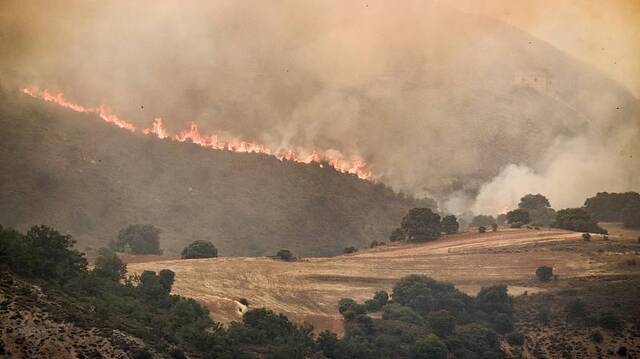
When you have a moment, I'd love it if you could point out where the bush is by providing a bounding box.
[590,330,603,343]
[338,298,366,319]
[115,224,162,255]
[93,248,127,281]
[476,285,512,315]
[181,240,218,259]
[344,246,358,254]
[414,334,448,359]
[510,222,523,228]
[491,223,498,232]
[478,226,486,233]
[275,249,294,261]
[369,240,386,248]
[391,275,471,316]
[536,266,553,282]
[427,310,456,337]
[553,208,606,234]
[506,332,525,346]
[389,227,406,242]
[441,215,459,235]
[400,208,442,241]
[238,298,249,306]
[582,233,591,241]
[364,290,388,311]
[598,311,622,330]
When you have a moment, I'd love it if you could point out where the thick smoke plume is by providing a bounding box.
[1,0,639,213]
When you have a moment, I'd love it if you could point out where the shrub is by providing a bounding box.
[239,298,249,306]
[590,330,603,343]
[441,215,459,235]
[582,233,591,241]
[476,285,512,315]
[506,332,525,346]
[344,246,358,254]
[369,240,386,248]
[598,311,622,330]
[389,228,406,242]
[535,266,553,282]
[553,208,606,234]
[338,298,366,319]
[414,334,448,359]
[93,248,127,281]
[275,249,294,261]
[510,222,523,228]
[181,240,218,259]
[427,310,456,337]
[491,223,498,232]
[391,275,471,316]
[478,226,486,233]
[115,224,162,255]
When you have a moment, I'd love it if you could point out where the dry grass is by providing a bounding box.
[127,226,640,334]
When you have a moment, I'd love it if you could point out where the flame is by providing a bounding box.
[21,88,373,180]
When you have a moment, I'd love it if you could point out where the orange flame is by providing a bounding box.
[21,88,373,180]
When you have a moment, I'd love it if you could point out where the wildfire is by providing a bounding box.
[21,88,373,180]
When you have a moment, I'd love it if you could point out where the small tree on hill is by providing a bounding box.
[115,224,162,255]
[181,240,218,259]
[441,215,459,234]
[478,226,486,233]
[344,246,358,254]
[507,209,530,225]
[93,248,127,281]
[535,266,553,282]
[400,208,442,241]
[389,228,406,242]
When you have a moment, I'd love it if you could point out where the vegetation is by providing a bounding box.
[369,240,386,248]
[478,226,486,233]
[93,248,127,281]
[518,194,556,226]
[470,214,495,228]
[491,223,498,232]
[344,246,359,254]
[496,213,507,226]
[584,192,640,221]
[115,224,162,255]
[276,249,294,261]
[536,266,553,282]
[390,208,442,242]
[181,240,218,259]
[440,215,459,234]
[506,209,530,225]
[582,233,591,241]
[553,208,607,234]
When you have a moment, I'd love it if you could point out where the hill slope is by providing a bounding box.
[0,91,433,256]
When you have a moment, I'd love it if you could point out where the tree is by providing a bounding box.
[93,248,127,281]
[478,226,486,233]
[491,223,498,232]
[506,209,530,225]
[365,290,389,311]
[181,240,218,259]
[553,208,606,234]
[441,215,459,234]
[389,227,406,242]
[535,266,553,282]
[622,202,640,229]
[496,214,507,226]
[276,249,294,261]
[476,285,512,315]
[518,194,551,210]
[470,215,496,228]
[116,224,162,255]
[584,191,640,222]
[400,208,442,241]
[582,233,591,241]
[344,246,358,254]
[492,313,513,333]
[427,310,456,337]
[414,334,448,359]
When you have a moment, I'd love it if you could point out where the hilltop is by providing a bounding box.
[0,90,433,256]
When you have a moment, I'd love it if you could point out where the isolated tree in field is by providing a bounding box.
[400,208,442,241]
[506,209,530,225]
[470,215,495,228]
[441,215,459,234]
[115,224,162,255]
[93,248,127,281]
[181,240,218,259]
[276,249,294,261]
[553,208,607,234]
[535,266,553,282]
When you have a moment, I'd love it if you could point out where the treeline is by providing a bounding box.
[584,192,640,229]
[0,224,517,358]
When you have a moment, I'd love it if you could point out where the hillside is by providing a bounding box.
[128,225,640,344]
[0,90,433,256]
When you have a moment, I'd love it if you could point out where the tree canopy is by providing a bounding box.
[115,224,162,255]
[553,208,607,234]
[398,208,442,241]
[441,215,459,234]
[506,209,530,225]
[181,240,218,259]
[518,194,551,210]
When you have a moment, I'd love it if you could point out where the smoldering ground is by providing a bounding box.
[1,0,639,214]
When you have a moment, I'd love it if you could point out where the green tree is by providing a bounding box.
[22,225,87,283]
[427,310,456,337]
[93,248,127,281]
[441,215,459,234]
[506,209,530,225]
[400,208,442,241]
[414,334,448,359]
[181,240,218,259]
[553,208,606,234]
[518,194,551,210]
[116,224,162,255]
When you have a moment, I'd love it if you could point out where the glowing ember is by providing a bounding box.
[21,88,373,180]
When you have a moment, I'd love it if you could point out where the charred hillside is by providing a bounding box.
[0,91,433,256]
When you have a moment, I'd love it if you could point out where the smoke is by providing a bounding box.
[1,0,639,213]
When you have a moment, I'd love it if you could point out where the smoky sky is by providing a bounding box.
[1,0,639,214]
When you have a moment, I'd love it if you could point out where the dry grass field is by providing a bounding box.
[127,226,640,335]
